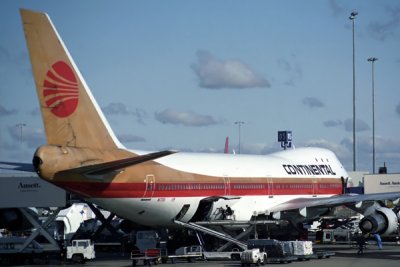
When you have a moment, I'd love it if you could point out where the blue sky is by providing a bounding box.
[1,0,400,174]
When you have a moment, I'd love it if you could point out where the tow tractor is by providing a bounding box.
[66,239,95,264]
[240,248,267,266]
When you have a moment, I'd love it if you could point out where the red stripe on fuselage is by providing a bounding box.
[54,180,342,198]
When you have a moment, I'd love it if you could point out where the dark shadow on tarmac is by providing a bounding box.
[314,244,400,261]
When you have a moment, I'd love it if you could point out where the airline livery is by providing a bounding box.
[5,9,400,237]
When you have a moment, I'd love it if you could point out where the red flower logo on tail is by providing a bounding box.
[43,61,78,118]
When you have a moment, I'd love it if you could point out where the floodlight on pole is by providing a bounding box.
[15,123,26,143]
[368,57,378,173]
[234,121,245,154]
[349,11,358,171]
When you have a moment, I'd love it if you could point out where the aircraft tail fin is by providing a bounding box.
[20,9,122,149]
[224,136,229,154]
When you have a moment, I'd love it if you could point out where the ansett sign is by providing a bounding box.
[364,173,400,194]
[283,164,336,176]
[0,175,66,208]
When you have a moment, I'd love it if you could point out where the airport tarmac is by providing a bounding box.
[19,243,400,267]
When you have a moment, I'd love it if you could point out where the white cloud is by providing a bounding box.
[277,56,302,86]
[341,136,400,172]
[0,104,18,116]
[155,108,218,127]
[344,118,370,132]
[396,102,400,117]
[368,6,400,41]
[323,120,343,127]
[118,134,146,143]
[329,0,345,17]
[191,50,270,89]
[8,126,46,148]
[102,102,147,124]
[305,138,350,159]
[302,97,324,108]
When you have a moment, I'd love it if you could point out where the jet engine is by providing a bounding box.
[359,207,398,236]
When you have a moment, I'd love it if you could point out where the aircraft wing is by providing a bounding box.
[267,192,400,215]
[0,161,35,172]
[60,150,176,177]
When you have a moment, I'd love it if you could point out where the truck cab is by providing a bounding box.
[241,248,267,266]
[66,239,95,263]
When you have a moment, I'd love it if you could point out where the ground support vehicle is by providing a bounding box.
[161,245,203,264]
[66,239,95,264]
[246,239,334,263]
[131,248,161,266]
[240,248,267,266]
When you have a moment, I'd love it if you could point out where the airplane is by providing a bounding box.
[4,9,400,239]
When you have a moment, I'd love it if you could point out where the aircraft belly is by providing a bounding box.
[90,197,202,226]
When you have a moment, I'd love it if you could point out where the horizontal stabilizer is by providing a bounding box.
[0,162,35,172]
[61,150,176,176]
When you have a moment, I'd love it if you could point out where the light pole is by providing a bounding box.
[368,57,378,173]
[15,123,26,143]
[234,121,244,154]
[349,11,358,172]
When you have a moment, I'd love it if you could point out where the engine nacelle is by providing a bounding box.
[359,207,398,236]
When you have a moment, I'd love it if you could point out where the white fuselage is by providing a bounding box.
[90,147,347,226]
